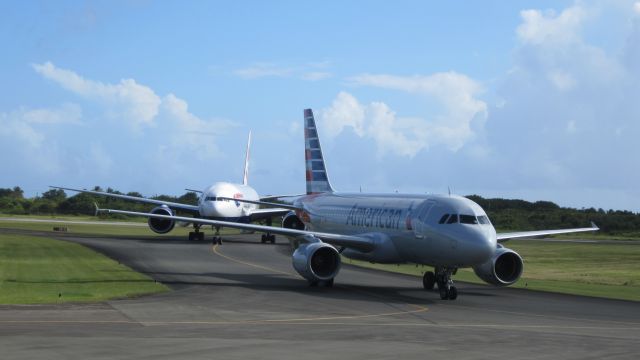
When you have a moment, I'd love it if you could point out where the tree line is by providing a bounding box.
[0,186,198,219]
[0,186,638,236]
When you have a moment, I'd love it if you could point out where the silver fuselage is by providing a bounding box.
[294,192,497,268]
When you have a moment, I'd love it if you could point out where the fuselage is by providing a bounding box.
[294,192,497,268]
[198,182,259,221]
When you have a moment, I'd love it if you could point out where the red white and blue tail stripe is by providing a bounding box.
[304,109,334,195]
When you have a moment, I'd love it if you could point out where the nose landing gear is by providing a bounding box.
[423,267,458,300]
[212,226,222,244]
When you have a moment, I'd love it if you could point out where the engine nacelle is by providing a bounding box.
[148,205,175,234]
[292,241,341,282]
[473,246,523,286]
[282,211,305,230]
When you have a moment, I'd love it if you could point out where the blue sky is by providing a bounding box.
[1,0,639,212]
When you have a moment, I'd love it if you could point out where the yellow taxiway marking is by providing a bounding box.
[212,244,429,321]
[212,243,300,278]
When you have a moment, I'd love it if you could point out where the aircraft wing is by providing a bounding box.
[248,208,292,222]
[51,186,200,213]
[496,222,599,242]
[217,197,300,210]
[98,208,375,252]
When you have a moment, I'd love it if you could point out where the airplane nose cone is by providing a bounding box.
[461,229,496,265]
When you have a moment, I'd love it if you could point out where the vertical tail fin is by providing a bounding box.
[304,109,334,194]
[242,130,251,186]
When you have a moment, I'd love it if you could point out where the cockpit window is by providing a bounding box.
[477,215,491,225]
[438,214,449,224]
[446,214,458,224]
[459,214,479,224]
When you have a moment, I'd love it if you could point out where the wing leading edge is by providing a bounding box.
[99,208,375,252]
[51,186,200,213]
[496,222,599,242]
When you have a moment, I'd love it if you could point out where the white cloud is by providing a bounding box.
[233,63,295,79]
[0,104,82,148]
[33,62,161,129]
[635,2,640,15]
[321,92,365,137]
[22,103,82,125]
[516,6,587,45]
[333,72,487,155]
[548,70,576,91]
[481,1,640,198]
[161,94,233,159]
[233,62,333,81]
[32,62,231,161]
[321,86,485,157]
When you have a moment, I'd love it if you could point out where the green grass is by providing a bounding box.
[0,217,245,237]
[0,233,169,304]
[345,239,640,301]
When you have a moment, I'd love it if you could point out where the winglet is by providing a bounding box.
[590,221,599,230]
[243,130,251,186]
[93,202,100,217]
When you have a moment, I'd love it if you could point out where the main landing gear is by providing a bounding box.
[422,267,458,300]
[188,225,205,242]
[260,217,276,244]
[261,233,276,244]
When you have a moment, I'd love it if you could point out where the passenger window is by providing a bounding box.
[460,215,478,224]
[447,214,458,224]
[438,214,449,224]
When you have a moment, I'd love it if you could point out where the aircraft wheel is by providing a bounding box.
[439,286,449,300]
[188,232,195,241]
[422,271,435,290]
[269,234,276,244]
[260,234,266,244]
[448,286,458,300]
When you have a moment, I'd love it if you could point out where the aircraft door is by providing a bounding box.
[413,200,436,238]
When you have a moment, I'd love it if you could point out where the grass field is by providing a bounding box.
[0,233,168,304]
[0,216,242,237]
[345,239,640,302]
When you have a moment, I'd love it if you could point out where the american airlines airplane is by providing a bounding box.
[52,132,289,243]
[98,109,599,300]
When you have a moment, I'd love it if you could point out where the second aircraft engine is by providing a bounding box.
[282,211,305,230]
[472,245,524,286]
[148,205,176,234]
[292,241,341,282]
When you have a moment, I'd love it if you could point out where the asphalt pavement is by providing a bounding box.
[1,230,639,360]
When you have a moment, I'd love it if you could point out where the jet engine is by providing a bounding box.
[473,246,523,286]
[282,211,305,230]
[292,241,341,283]
[148,205,176,234]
